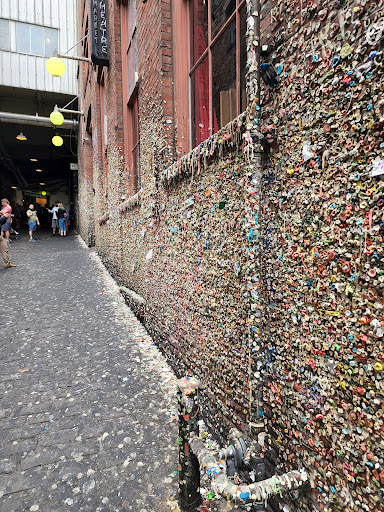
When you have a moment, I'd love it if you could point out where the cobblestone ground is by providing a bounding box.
[0,232,179,512]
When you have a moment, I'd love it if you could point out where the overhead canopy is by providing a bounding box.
[0,85,78,194]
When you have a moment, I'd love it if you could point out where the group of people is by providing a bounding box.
[48,202,70,237]
[0,198,72,269]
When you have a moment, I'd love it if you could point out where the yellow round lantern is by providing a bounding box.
[41,191,47,196]
[46,57,65,77]
[50,110,64,126]
[52,135,63,147]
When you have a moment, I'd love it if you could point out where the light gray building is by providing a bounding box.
[0,0,79,209]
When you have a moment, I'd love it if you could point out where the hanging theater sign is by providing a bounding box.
[90,0,110,67]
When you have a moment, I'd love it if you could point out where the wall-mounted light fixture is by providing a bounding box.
[46,33,91,78]
[49,105,65,125]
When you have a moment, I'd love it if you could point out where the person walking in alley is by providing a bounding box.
[26,204,40,241]
[0,213,16,268]
[47,202,59,236]
[57,203,67,236]
[65,203,70,232]
[0,198,12,243]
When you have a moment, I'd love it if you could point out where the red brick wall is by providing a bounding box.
[78,0,183,264]
[136,0,176,183]
[78,0,127,249]
[78,0,179,246]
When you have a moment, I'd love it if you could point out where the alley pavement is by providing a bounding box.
[0,231,179,512]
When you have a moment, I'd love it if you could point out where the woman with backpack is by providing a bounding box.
[57,202,67,236]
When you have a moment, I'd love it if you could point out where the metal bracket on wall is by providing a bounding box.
[57,32,91,64]
[57,53,91,64]
[56,96,84,117]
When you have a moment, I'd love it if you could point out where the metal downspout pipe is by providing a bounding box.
[0,111,78,129]
[188,434,308,508]
[178,378,202,512]
[177,379,309,511]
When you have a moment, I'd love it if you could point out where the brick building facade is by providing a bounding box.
[77,0,384,510]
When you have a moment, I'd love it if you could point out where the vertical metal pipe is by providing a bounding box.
[178,377,201,512]
[252,0,264,437]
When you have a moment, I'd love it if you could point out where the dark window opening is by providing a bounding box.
[212,0,236,39]
[128,90,140,193]
[122,0,140,196]
[191,0,208,66]
[83,18,89,58]
[86,105,92,134]
[239,5,247,112]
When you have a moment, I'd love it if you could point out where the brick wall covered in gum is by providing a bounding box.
[77,0,253,436]
[98,146,255,437]
[78,0,384,510]
[94,0,174,272]
[259,0,384,511]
